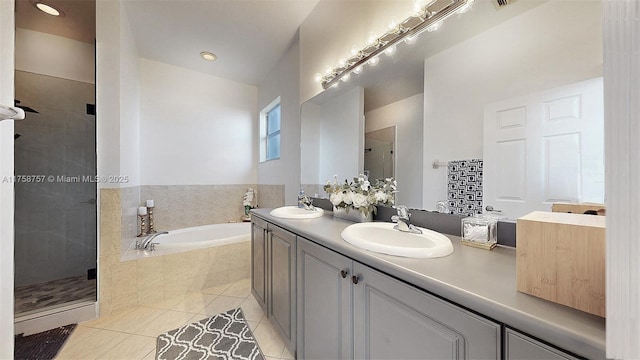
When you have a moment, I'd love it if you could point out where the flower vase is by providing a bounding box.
[333,206,373,223]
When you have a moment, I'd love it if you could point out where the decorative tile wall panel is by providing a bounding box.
[447,159,483,216]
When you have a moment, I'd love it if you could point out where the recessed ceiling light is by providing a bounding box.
[34,2,63,16]
[200,51,217,62]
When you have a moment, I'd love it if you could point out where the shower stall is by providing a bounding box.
[13,0,97,326]
[13,71,97,317]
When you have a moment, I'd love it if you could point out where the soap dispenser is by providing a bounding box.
[297,187,306,208]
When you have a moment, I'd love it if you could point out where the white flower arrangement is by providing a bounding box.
[323,174,397,216]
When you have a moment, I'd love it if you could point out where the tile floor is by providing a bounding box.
[15,276,96,316]
[55,278,294,360]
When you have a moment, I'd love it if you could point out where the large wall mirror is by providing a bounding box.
[300,0,604,219]
[364,126,396,180]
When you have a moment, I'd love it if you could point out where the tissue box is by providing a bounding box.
[516,211,605,317]
[461,214,501,250]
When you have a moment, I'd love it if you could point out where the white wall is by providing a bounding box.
[139,58,257,185]
[15,29,95,84]
[318,86,364,184]
[422,0,602,209]
[0,0,15,356]
[257,38,300,205]
[365,94,423,208]
[118,5,141,187]
[96,0,122,190]
[299,0,414,102]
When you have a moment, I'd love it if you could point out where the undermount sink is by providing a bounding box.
[341,222,454,258]
[270,206,324,219]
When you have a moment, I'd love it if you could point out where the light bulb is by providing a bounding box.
[368,57,379,66]
[341,73,351,82]
[353,65,364,75]
[404,34,417,44]
[427,21,442,32]
[200,51,217,61]
[338,58,347,67]
[457,0,474,14]
[314,73,323,83]
[413,0,426,15]
[35,2,61,16]
[384,46,397,56]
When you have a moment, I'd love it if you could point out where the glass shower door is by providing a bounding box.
[13,71,97,316]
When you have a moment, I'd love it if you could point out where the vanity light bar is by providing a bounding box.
[320,0,473,90]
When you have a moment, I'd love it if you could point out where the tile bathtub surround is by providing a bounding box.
[140,184,268,231]
[56,278,294,360]
[99,239,250,317]
[256,184,285,209]
[98,187,253,316]
[301,184,323,199]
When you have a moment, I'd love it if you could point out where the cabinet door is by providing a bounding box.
[353,263,501,360]
[505,328,580,360]
[269,225,297,352]
[297,238,353,360]
[251,218,267,311]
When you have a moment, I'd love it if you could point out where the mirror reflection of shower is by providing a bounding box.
[364,126,396,180]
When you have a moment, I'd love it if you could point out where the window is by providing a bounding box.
[260,98,281,162]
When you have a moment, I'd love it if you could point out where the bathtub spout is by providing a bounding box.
[138,231,168,250]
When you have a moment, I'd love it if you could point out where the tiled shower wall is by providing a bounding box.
[14,71,97,287]
[98,184,284,316]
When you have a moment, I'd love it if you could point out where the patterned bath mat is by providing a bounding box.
[156,308,264,360]
[14,323,77,360]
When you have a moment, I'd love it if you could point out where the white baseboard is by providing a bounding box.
[14,301,97,336]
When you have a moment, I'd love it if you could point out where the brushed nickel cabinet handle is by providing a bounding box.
[352,275,359,285]
[340,270,348,278]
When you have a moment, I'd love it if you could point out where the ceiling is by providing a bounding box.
[13,0,545,94]
[122,0,319,86]
[15,0,318,86]
[15,0,96,44]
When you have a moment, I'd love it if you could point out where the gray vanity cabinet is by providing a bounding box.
[296,236,501,360]
[250,218,296,352]
[297,237,353,359]
[504,328,580,360]
[352,263,501,359]
[268,224,297,352]
[251,217,267,311]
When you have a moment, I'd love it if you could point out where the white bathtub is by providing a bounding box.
[154,222,251,248]
[123,222,251,260]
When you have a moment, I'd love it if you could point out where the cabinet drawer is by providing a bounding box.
[505,328,581,360]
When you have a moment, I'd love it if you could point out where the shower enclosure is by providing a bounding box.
[364,126,396,181]
[13,70,97,317]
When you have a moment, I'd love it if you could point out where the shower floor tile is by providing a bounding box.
[14,276,96,316]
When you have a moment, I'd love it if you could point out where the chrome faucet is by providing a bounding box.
[391,205,422,234]
[300,195,317,211]
[136,231,168,251]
